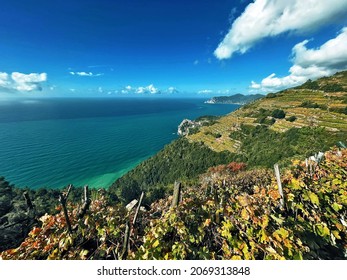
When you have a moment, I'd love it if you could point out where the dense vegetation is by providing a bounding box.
[229,125,344,167]
[0,177,89,251]
[109,138,237,204]
[108,123,343,206]
[300,100,327,110]
[1,147,346,260]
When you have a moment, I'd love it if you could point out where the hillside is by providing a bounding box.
[109,71,347,202]
[1,71,347,259]
[1,147,346,260]
[188,71,347,153]
[205,93,263,105]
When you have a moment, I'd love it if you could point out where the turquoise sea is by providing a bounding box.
[0,97,239,189]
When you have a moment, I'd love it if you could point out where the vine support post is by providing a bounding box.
[78,185,91,219]
[171,181,182,208]
[23,191,36,219]
[59,184,73,234]
[274,164,285,210]
[120,220,130,260]
[133,192,144,225]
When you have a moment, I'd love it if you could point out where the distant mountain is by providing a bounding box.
[205,93,264,105]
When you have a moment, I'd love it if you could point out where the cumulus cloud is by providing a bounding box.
[69,71,103,77]
[167,87,179,94]
[0,72,47,93]
[118,84,162,95]
[11,72,47,91]
[250,27,347,92]
[135,84,160,94]
[215,0,347,59]
[198,89,213,94]
[0,72,10,87]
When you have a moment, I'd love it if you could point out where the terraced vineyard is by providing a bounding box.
[188,71,347,153]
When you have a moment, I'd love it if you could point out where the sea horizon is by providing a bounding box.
[0,97,239,189]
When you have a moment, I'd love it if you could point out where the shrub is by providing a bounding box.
[300,101,327,110]
[271,109,286,119]
[257,117,276,125]
[266,93,277,98]
[286,116,297,122]
[226,162,247,172]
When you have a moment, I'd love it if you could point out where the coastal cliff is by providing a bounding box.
[205,93,263,105]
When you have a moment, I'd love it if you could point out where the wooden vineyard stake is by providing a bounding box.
[59,184,73,234]
[274,164,285,210]
[78,185,91,219]
[23,191,36,219]
[120,220,130,260]
[133,192,144,225]
[171,181,182,208]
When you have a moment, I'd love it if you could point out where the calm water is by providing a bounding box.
[0,97,239,189]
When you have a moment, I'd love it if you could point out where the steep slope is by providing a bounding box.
[188,71,347,153]
[109,71,347,203]
[2,147,346,260]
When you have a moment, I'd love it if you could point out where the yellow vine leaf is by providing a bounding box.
[241,208,250,220]
[308,192,320,206]
[47,248,59,260]
[332,202,342,212]
[270,214,284,225]
[314,223,330,237]
[261,216,269,228]
[237,195,249,207]
[290,178,302,190]
[152,240,160,248]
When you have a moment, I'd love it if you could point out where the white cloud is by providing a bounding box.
[135,84,160,94]
[135,86,145,94]
[167,87,179,94]
[69,71,103,77]
[293,29,347,69]
[0,72,10,87]
[217,89,231,94]
[250,27,347,92]
[11,72,47,91]
[147,84,159,94]
[215,0,347,59]
[250,81,261,89]
[0,72,47,93]
[120,84,174,95]
[198,89,213,94]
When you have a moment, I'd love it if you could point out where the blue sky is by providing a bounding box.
[1,0,347,98]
